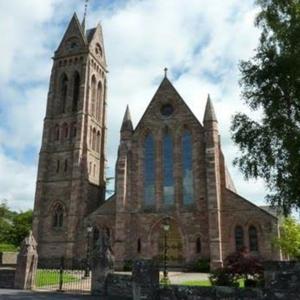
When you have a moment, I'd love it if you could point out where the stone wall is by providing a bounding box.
[0,252,18,267]
[106,273,132,299]
[158,286,264,300]
[0,268,15,288]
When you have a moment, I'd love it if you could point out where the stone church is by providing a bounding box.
[33,13,281,269]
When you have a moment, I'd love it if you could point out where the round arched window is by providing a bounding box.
[160,104,174,117]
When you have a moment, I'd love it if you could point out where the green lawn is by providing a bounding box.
[182,280,212,286]
[182,279,245,288]
[0,243,18,252]
[35,270,79,287]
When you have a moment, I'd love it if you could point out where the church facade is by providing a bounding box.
[33,13,281,269]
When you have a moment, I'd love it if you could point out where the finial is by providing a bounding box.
[82,0,89,32]
[164,67,168,78]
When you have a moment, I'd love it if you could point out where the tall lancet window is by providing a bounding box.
[163,131,174,206]
[182,129,193,205]
[60,74,68,113]
[72,72,80,112]
[91,75,96,117]
[96,82,102,121]
[144,134,155,207]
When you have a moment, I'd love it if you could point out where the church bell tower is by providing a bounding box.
[32,12,107,262]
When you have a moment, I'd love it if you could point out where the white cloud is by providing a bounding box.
[0,0,270,211]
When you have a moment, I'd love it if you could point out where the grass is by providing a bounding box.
[182,279,245,288]
[35,270,79,287]
[182,280,212,286]
[0,243,18,252]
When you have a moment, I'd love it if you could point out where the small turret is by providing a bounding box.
[121,105,133,140]
[203,94,218,124]
[204,94,219,147]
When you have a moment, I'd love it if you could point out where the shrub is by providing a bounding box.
[209,267,236,287]
[210,248,264,287]
[123,259,133,271]
[160,276,171,286]
[190,259,210,273]
[225,247,264,282]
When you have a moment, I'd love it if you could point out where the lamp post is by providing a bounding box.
[84,225,93,278]
[162,217,170,282]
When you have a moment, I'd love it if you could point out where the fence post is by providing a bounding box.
[57,256,64,292]
[91,231,114,296]
[132,260,159,300]
[14,231,38,290]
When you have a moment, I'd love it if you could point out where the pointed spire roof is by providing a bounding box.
[55,13,87,55]
[204,94,218,122]
[121,105,133,132]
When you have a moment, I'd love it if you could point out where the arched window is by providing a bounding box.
[89,126,92,146]
[96,82,102,121]
[196,237,201,253]
[62,123,68,139]
[93,164,96,176]
[72,122,77,138]
[60,74,68,113]
[137,238,141,253]
[182,129,193,205]
[91,76,96,117]
[144,134,155,207]
[55,124,60,141]
[95,43,103,57]
[249,226,259,252]
[93,227,99,247]
[235,225,244,251]
[56,160,60,173]
[92,128,96,150]
[163,132,174,206]
[64,159,68,172]
[104,227,110,239]
[72,72,80,112]
[53,204,64,228]
[97,131,101,152]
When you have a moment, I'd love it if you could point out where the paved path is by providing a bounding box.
[167,272,210,284]
[0,290,98,300]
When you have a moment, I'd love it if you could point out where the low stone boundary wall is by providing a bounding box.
[0,268,16,288]
[158,285,300,300]
[0,252,18,267]
[106,273,132,299]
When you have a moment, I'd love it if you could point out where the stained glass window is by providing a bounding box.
[144,134,155,206]
[182,130,193,205]
[235,226,244,251]
[249,226,258,252]
[163,133,174,205]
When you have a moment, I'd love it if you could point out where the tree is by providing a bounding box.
[231,0,300,215]
[274,217,300,259]
[9,210,33,247]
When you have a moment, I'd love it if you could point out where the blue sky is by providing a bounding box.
[0,0,271,212]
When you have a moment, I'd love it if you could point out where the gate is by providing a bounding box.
[33,257,91,294]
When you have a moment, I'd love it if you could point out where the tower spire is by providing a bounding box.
[204,94,217,123]
[121,105,133,132]
[82,0,89,32]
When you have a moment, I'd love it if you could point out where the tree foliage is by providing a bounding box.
[231,0,300,214]
[210,248,264,287]
[0,200,32,248]
[273,217,300,259]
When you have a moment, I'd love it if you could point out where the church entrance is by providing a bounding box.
[151,218,184,268]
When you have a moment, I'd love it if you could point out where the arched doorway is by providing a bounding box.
[150,218,184,267]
